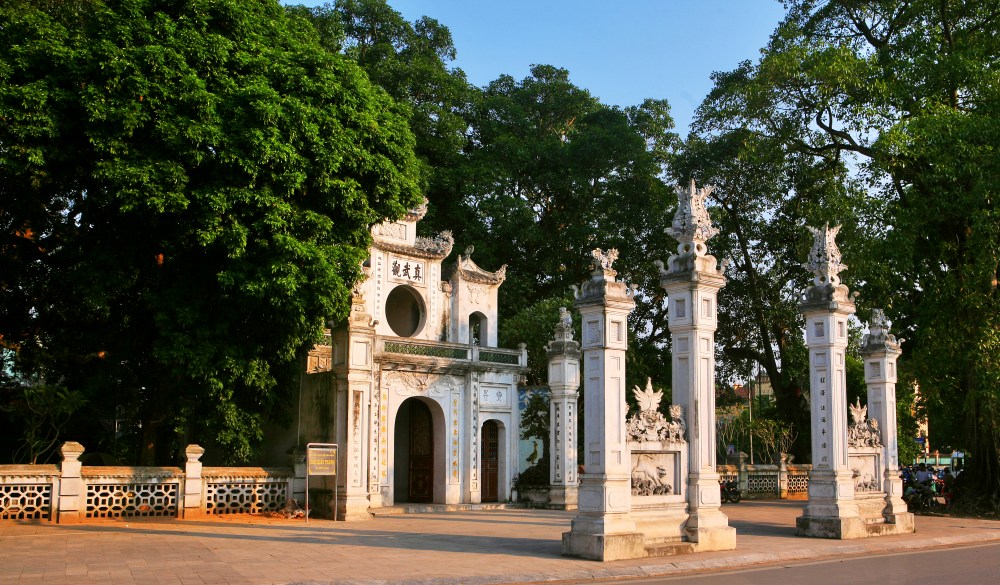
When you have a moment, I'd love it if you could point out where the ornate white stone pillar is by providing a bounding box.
[548,307,581,510]
[657,180,735,551]
[339,269,376,520]
[562,249,644,561]
[860,309,914,530]
[796,224,864,538]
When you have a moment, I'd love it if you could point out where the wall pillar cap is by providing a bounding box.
[185,444,206,462]
[60,441,85,460]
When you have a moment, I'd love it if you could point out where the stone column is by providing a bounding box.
[548,307,581,510]
[182,444,205,519]
[339,269,376,520]
[57,441,85,524]
[562,248,644,561]
[796,224,864,538]
[657,180,735,551]
[860,309,914,531]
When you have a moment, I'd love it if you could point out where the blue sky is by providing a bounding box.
[288,1,788,134]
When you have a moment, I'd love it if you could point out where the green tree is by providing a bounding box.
[693,0,1000,504]
[289,0,475,236]
[0,0,422,464]
[460,65,679,392]
[498,296,575,386]
[672,127,864,458]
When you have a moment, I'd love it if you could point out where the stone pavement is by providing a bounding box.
[2,500,999,585]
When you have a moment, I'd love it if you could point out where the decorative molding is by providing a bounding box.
[803,223,847,287]
[626,378,686,443]
[666,179,719,254]
[848,399,883,448]
[375,230,453,260]
[630,453,673,496]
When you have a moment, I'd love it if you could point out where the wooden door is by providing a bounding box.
[408,400,434,503]
[482,420,499,502]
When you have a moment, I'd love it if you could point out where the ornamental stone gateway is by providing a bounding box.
[796,225,914,538]
[562,248,646,561]
[859,309,914,533]
[626,379,691,553]
[656,179,736,552]
[272,202,528,520]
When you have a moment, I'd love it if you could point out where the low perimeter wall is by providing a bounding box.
[0,442,297,523]
[1,444,811,523]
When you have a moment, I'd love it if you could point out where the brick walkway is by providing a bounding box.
[1,501,998,585]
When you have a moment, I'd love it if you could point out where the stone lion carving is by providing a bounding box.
[631,454,672,496]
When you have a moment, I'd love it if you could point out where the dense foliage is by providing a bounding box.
[692,0,999,502]
[3,0,993,499]
[0,0,422,463]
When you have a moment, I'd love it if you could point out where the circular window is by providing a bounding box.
[385,285,425,337]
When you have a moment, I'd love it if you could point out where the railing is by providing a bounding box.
[0,464,59,520]
[377,338,526,367]
[0,443,295,523]
[786,465,810,496]
[83,466,181,518]
[717,457,813,499]
[203,467,292,515]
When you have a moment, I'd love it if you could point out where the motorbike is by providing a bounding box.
[720,479,742,503]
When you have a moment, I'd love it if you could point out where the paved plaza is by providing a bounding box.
[1,501,999,585]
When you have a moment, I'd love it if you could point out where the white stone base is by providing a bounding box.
[881,512,915,534]
[562,531,646,561]
[689,525,737,551]
[547,485,578,510]
[631,499,689,545]
[796,514,868,539]
[684,506,737,551]
[337,492,373,521]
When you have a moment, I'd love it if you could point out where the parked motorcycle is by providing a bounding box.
[720,479,742,503]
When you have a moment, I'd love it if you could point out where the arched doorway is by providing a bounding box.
[394,398,435,503]
[469,311,487,346]
[481,420,500,502]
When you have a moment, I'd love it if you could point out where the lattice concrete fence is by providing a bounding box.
[0,442,296,523]
[719,453,812,499]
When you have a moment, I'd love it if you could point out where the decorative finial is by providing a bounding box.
[558,307,572,328]
[804,223,847,286]
[591,248,619,272]
[549,307,575,344]
[861,307,901,352]
[666,179,719,256]
[869,308,888,334]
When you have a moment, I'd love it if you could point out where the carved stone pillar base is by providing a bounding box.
[547,485,578,510]
[336,491,372,521]
[885,510,915,529]
[795,515,868,539]
[631,501,689,545]
[686,508,737,551]
[562,518,646,561]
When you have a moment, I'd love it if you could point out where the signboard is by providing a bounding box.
[307,446,338,476]
[305,442,338,523]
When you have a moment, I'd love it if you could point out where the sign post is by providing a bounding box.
[306,442,338,523]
